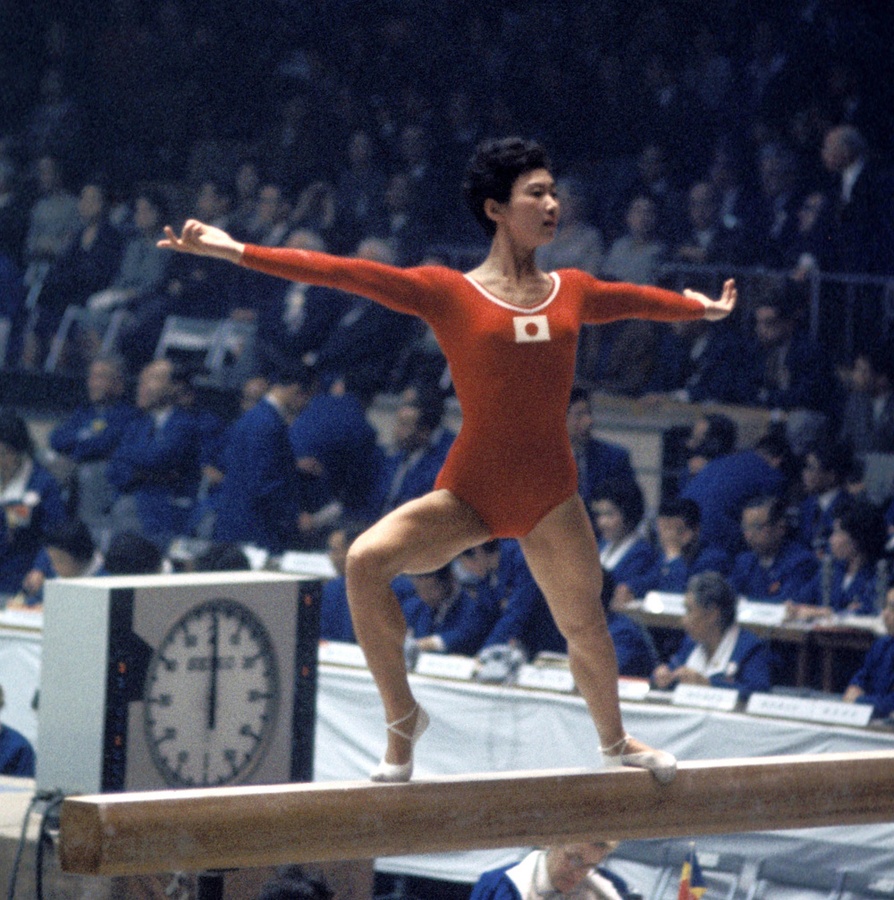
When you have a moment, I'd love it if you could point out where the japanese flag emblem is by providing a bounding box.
[513,315,551,343]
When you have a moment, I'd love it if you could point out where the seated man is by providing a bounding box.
[464,539,564,660]
[843,585,894,718]
[403,564,496,658]
[567,386,636,506]
[471,840,627,900]
[375,382,455,518]
[651,571,772,698]
[47,355,139,542]
[106,358,201,549]
[795,438,853,554]
[614,498,730,604]
[729,495,818,602]
[0,684,34,777]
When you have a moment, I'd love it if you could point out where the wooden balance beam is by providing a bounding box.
[60,750,894,877]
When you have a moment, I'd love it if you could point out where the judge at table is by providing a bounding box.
[651,571,772,698]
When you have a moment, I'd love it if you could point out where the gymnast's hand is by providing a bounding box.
[158,219,245,264]
[684,278,737,321]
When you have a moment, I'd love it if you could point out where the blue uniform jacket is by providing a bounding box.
[682,450,787,553]
[665,628,773,697]
[601,536,659,588]
[403,588,496,657]
[848,635,894,718]
[49,401,140,462]
[0,462,66,595]
[213,398,301,551]
[107,407,201,540]
[796,489,850,553]
[319,575,355,643]
[609,612,658,678]
[576,437,636,505]
[375,428,455,515]
[729,539,819,602]
[289,392,384,519]
[0,724,35,777]
[794,559,880,614]
[624,543,731,597]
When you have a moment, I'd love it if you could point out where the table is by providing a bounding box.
[314,663,894,885]
[625,601,879,693]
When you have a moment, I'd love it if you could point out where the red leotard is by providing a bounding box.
[241,245,704,537]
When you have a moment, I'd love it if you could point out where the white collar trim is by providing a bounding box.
[463,271,560,313]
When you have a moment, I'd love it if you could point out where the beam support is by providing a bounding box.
[60,751,894,877]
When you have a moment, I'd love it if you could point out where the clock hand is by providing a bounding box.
[208,607,219,731]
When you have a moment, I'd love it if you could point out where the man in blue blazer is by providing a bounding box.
[212,362,312,552]
[567,386,636,506]
[106,358,201,548]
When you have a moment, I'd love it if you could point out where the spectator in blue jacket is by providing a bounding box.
[375,382,455,517]
[844,586,894,718]
[0,684,34,777]
[795,438,853,555]
[466,539,564,659]
[652,571,772,697]
[729,494,818,602]
[591,478,658,606]
[0,409,66,597]
[566,386,636,506]
[681,430,790,554]
[106,358,201,549]
[403,563,496,657]
[47,355,138,542]
[789,498,887,619]
[614,498,730,603]
[212,361,310,552]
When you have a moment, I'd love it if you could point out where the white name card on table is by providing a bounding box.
[241,544,270,571]
[746,692,874,727]
[617,678,651,701]
[834,613,886,636]
[318,641,368,668]
[515,664,576,693]
[279,551,337,579]
[737,599,787,627]
[672,683,740,711]
[415,652,479,681]
[642,591,686,616]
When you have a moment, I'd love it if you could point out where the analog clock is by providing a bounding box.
[143,597,280,787]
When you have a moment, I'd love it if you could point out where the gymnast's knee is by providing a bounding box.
[345,531,403,589]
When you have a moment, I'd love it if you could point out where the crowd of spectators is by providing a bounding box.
[4,0,894,776]
[0,1,893,384]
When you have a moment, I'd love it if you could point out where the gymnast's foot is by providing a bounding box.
[600,733,677,784]
[370,704,430,783]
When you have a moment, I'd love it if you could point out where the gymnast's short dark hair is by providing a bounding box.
[462,137,552,237]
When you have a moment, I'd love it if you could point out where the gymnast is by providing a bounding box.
[159,137,736,784]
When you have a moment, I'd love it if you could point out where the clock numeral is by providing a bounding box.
[184,632,198,649]
[146,693,173,708]
[159,655,177,673]
[248,690,274,702]
[153,726,177,746]
[239,724,262,742]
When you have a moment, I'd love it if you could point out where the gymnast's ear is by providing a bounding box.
[483,197,505,227]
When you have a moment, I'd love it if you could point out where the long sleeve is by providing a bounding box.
[240,244,450,318]
[570,269,706,324]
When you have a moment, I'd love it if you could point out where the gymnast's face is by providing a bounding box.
[487,168,559,248]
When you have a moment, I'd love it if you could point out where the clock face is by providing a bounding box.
[143,598,280,787]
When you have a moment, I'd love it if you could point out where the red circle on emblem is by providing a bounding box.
[525,323,538,336]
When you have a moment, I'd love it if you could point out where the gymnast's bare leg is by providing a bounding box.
[345,489,491,771]
[519,492,675,780]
